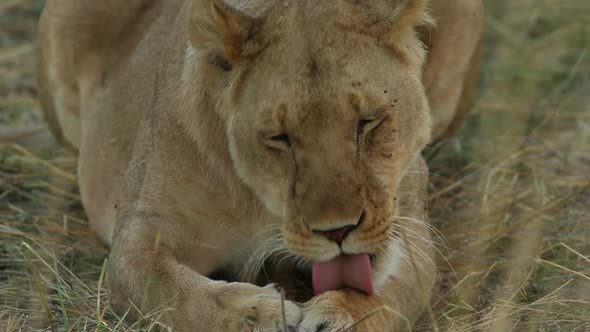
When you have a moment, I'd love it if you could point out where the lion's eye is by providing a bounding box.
[264,133,291,151]
[357,117,384,142]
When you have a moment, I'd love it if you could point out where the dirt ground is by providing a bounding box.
[1,0,589,331]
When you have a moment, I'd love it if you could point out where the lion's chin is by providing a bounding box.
[370,240,406,290]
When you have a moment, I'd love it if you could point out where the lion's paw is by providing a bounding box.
[297,296,355,332]
[231,284,302,331]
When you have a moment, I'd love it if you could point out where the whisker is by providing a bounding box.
[240,233,287,281]
[250,224,283,239]
[390,225,449,252]
[393,225,455,280]
[389,231,440,277]
[393,216,449,247]
[403,240,441,278]
[401,170,447,179]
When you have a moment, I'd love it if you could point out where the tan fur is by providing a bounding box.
[37,0,483,330]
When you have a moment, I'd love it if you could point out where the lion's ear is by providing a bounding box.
[188,0,258,71]
[348,0,433,35]
[393,0,433,31]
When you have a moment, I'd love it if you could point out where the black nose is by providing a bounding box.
[314,211,366,246]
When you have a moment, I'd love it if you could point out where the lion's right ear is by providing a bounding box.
[188,0,258,71]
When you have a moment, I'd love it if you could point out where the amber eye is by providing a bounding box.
[264,133,291,151]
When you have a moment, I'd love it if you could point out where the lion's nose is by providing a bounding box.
[316,225,356,245]
[313,211,366,246]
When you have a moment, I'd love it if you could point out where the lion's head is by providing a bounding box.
[187,0,432,291]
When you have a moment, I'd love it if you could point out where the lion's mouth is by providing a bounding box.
[312,253,375,295]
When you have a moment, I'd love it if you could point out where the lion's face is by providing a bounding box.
[189,0,432,286]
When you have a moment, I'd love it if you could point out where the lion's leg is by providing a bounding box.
[36,4,81,152]
[299,157,436,331]
[38,2,119,244]
[77,135,120,245]
[422,0,485,140]
[106,214,303,331]
[37,0,134,245]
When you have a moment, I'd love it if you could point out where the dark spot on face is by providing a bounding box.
[384,90,388,93]
[394,99,398,103]
[352,82,362,87]
[394,197,398,201]
[309,60,319,76]
[212,54,233,72]
[315,322,329,332]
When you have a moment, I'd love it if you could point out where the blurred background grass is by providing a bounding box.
[1,0,589,331]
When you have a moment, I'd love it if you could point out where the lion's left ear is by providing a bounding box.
[188,0,260,71]
[348,0,433,36]
[390,0,433,29]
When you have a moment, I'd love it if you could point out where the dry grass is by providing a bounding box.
[1,0,589,331]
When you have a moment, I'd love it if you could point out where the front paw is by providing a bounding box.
[298,291,356,332]
[298,289,391,332]
[213,283,302,331]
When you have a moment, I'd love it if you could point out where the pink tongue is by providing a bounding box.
[312,254,374,295]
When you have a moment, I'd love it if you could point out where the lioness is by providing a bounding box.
[37,0,483,330]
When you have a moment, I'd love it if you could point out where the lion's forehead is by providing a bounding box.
[241,47,410,114]
[242,52,404,118]
[230,17,424,138]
